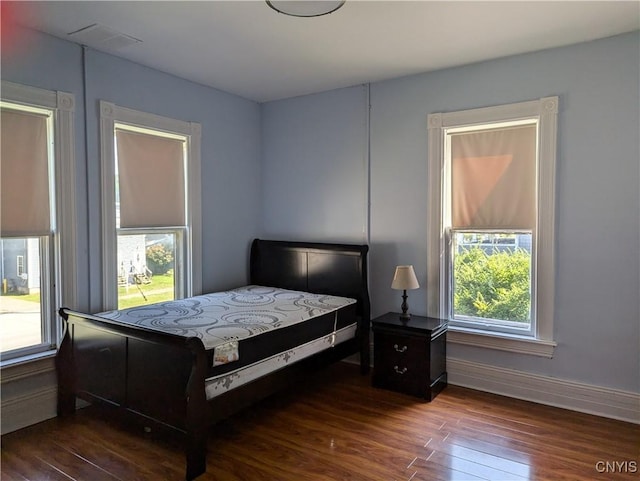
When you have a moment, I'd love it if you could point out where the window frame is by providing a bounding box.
[427,97,558,357]
[0,81,77,364]
[100,101,202,311]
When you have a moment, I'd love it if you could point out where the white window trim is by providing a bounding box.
[427,97,558,358]
[0,81,77,365]
[99,101,202,311]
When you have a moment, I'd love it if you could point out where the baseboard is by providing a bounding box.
[1,386,58,435]
[447,357,640,424]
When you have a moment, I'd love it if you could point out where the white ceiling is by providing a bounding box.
[10,1,640,103]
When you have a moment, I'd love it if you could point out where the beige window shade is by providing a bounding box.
[450,124,537,230]
[1,108,51,236]
[116,129,185,228]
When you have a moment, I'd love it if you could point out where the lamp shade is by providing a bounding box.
[391,265,419,290]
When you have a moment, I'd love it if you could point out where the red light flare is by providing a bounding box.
[1,2,39,60]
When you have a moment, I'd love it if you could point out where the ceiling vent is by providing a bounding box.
[67,24,142,50]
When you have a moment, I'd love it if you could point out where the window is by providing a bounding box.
[448,122,537,336]
[100,102,201,311]
[0,81,76,362]
[16,255,25,278]
[427,98,558,357]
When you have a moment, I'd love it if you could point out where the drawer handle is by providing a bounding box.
[393,344,408,353]
[393,365,407,375]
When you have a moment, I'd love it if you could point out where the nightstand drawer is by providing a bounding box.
[375,333,428,369]
[373,356,429,398]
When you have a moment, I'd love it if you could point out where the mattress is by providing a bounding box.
[99,285,357,377]
[205,323,357,400]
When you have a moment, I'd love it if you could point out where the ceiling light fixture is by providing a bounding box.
[266,1,345,18]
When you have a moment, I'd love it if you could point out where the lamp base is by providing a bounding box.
[399,290,410,321]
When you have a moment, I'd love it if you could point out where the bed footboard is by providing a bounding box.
[57,308,208,481]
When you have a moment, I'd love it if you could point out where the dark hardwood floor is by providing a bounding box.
[2,362,638,480]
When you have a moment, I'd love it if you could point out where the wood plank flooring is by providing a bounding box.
[2,362,638,480]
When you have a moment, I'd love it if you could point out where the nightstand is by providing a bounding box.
[372,312,447,401]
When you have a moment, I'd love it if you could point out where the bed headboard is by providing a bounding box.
[249,239,370,321]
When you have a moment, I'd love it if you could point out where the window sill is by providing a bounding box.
[447,327,556,358]
[0,350,57,381]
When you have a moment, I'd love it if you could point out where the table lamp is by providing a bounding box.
[391,265,420,321]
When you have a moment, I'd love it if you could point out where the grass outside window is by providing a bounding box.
[3,272,175,311]
[117,271,175,310]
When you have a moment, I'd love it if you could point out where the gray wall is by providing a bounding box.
[261,85,369,243]
[2,26,263,313]
[83,49,262,309]
[261,31,640,393]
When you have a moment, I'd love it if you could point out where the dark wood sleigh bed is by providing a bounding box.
[56,239,370,480]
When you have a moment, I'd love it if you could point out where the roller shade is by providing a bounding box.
[1,107,51,236]
[116,129,185,228]
[450,124,537,230]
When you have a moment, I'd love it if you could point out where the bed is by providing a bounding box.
[56,239,370,480]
